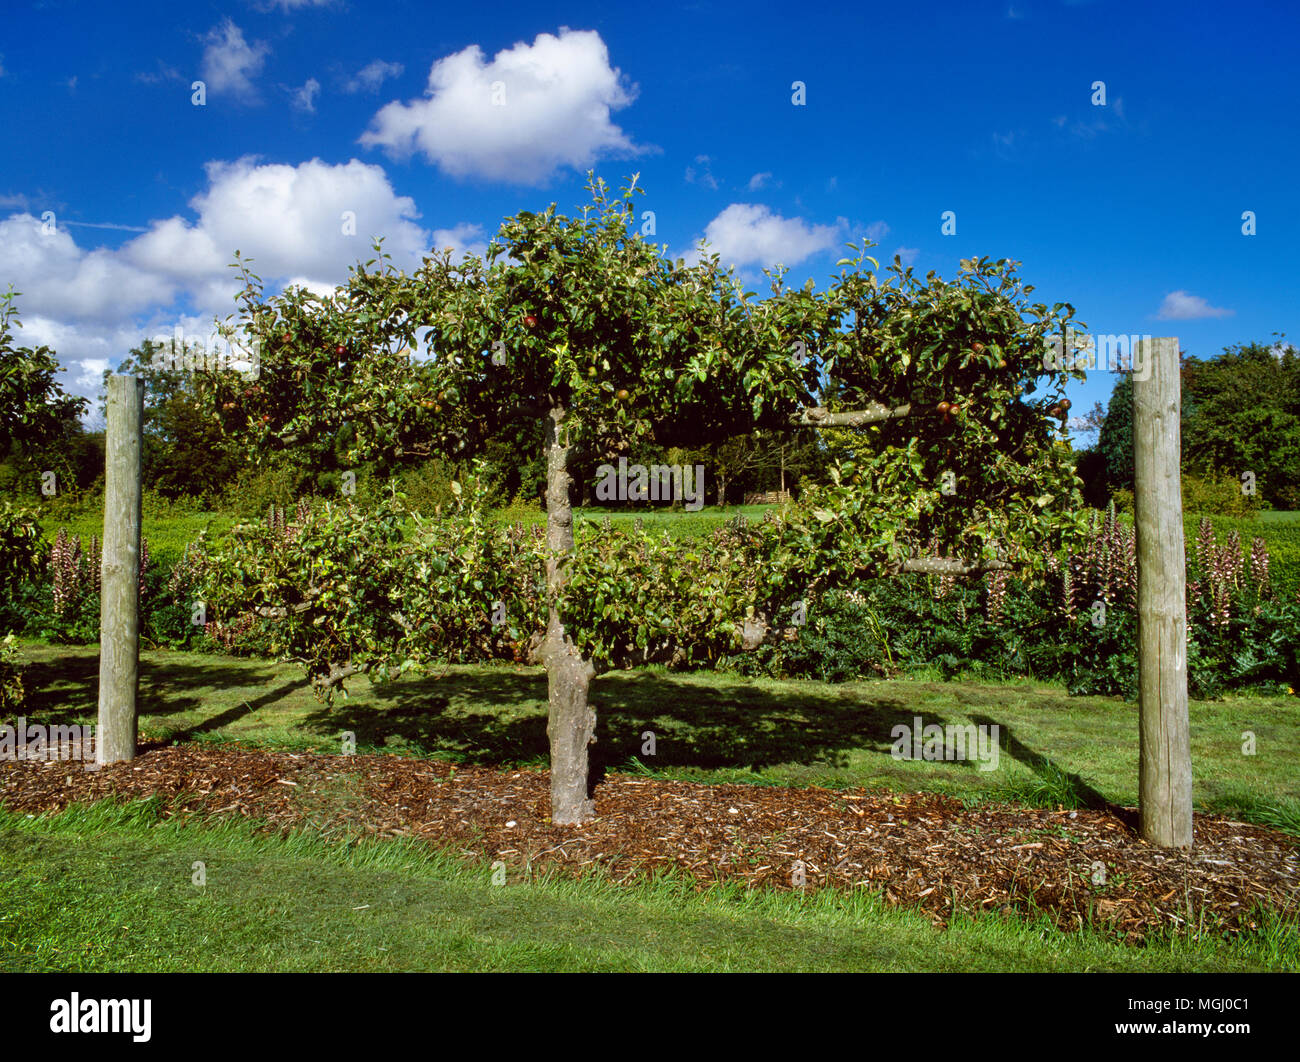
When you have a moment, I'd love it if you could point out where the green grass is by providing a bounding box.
[14,643,1300,832]
[2,799,1294,972]
[36,510,238,567]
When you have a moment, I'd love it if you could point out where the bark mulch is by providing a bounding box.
[2,742,1296,943]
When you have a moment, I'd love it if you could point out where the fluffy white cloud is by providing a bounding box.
[893,246,919,267]
[359,28,646,183]
[122,156,430,289]
[201,20,270,101]
[0,157,480,407]
[345,59,404,94]
[692,204,844,270]
[0,215,177,320]
[747,172,773,191]
[1155,290,1233,320]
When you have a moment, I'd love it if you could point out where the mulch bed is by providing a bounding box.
[2,743,1297,943]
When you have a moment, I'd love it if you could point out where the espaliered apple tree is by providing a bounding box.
[200,174,1088,826]
[203,174,826,824]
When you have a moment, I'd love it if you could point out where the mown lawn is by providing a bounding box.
[2,800,1294,972]
[6,643,1299,971]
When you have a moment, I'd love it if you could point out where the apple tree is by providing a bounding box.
[197,174,1086,825]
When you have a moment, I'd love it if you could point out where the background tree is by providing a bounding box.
[1094,373,1135,497]
[102,339,248,503]
[1181,340,1300,509]
[0,289,89,495]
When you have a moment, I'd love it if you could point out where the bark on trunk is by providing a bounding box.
[540,403,598,824]
[717,473,728,508]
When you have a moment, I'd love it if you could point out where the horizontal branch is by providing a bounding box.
[795,402,912,428]
[313,662,359,690]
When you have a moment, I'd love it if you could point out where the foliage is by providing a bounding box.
[0,501,43,597]
[1181,470,1264,518]
[1181,341,1300,510]
[0,633,23,712]
[0,289,88,465]
[101,339,248,503]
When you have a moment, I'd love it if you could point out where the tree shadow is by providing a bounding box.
[301,666,935,785]
[168,679,306,742]
[16,651,287,729]
[969,711,1120,816]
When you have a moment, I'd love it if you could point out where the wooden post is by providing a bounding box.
[97,374,144,766]
[1132,337,1192,847]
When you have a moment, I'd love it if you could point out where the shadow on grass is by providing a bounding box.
[17,651,287,731]
[20,649,1103,808]
[301,668,1013,791]
[969,711,1124,820]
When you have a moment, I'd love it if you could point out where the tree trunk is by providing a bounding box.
[539,403,597,824]
[718,473,728,508]
[1133,336,1192,847]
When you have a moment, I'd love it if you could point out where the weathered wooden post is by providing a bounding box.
[1132,336,1192,847]
[97,374,144,766]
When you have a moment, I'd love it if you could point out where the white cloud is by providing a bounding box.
[893,246,919,267]
[0,157,460,406]
[430,223,489,262]
[123,156,431,289]
[864,221,889,244]
[1155,290,1233,320]
[359,28,647,183]
[0,214,177,320]
[201,20,270,102]
[345,59,404,94]
[692,204,844,270]
[747,172,773,191]
[74,358,110,388]
[292,78,321,113]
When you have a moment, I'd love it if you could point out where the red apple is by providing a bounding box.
[523,315,538,328]
[936,401,951,414]
[336,344,346,356]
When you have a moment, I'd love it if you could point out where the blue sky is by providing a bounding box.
[2,0,1296,441]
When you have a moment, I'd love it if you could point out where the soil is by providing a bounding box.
[2,742,1296,943]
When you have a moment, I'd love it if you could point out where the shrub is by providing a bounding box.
[1182,470,1263,518]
